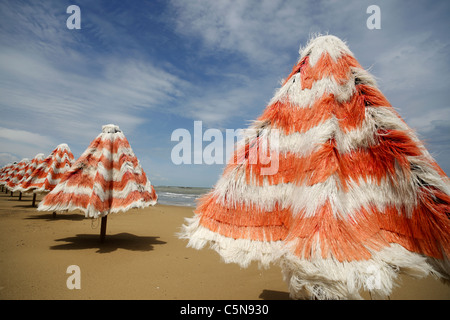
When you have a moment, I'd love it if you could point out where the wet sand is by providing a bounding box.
[0,191,448,300]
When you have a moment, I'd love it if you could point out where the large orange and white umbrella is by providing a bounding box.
[180,35,450,300]
[38,124,158,242]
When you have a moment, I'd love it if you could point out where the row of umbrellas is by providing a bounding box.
[1,35,448,300]
[0,144,74,205]
[0,124,158,242]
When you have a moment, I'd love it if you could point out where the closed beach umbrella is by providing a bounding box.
[5,158,30,194]
[38,124,158,242]
[180,35,450,299]
[0,162,17,192]
[13,153,45,204]
[13,153,45,191]
[19,144,75,206]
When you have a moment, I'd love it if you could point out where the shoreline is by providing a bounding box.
[0,191,448,300]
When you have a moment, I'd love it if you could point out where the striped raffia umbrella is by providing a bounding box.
[12,153,46,204]
[37,124,158,242]
[0,162,17,192]
[5,158,30,196]
[180,35,450,300]
[12,153,45,190]
[18,144,75,206]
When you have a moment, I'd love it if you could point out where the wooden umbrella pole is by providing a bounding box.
[100,215,108,243]
[32,193,37,207]
[19,192,22,201]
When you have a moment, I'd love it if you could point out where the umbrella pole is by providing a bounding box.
[32,193,37,207]
[100,216,107,243]
[19,192,22,201]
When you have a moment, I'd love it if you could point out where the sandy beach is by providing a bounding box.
[0,190,449,300]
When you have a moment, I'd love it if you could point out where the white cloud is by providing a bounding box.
[0,1,193,169]
[0,152,20,167]
[0,127,56,162]
[169,0,308,65]
[183,83,265,127]
[0,49,189,158]
[374,32,450,92]
[0,127,55,147]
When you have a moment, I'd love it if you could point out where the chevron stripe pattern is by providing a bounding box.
[4,158,30,189]
[37,124,157,218]
[12,153,45,193]
[18,144,75,193]
[0,163,18,187]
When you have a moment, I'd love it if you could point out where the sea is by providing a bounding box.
[154,186,211,207]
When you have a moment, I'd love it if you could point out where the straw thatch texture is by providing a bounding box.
[38,124,157,218]
[18,144,75,193]
[180,35,450,300]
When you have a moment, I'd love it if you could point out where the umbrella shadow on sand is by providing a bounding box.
[258,289,291,300]
[26,213,85,221]
[50,233,167,253]
[13,204,39,209]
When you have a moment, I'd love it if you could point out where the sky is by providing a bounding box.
[0,0,449,188]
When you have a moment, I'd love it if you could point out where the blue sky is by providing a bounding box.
[0,0,449,187]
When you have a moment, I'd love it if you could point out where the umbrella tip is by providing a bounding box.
[299,34,352,65]
[56,143,69,149]
[102,124,121,133]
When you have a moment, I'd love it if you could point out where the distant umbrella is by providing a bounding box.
[0,162,17,192]
[13,153,45,204]
[21,153,46,183]
[18,144,75,207]
[180,35,450,300]
[38,124,158,242]
[5,158,30,196]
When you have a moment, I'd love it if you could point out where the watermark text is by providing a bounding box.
[171,121,279,175]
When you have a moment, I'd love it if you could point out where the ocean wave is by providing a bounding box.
[154,186,209,207]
